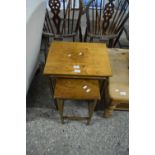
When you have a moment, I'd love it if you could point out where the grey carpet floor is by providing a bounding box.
[26,73,129,155]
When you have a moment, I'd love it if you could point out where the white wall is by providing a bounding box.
[26,0,46,93]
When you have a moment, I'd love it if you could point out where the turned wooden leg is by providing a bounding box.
[104,103,117,118]
[57,99,64,124]
[87,100,97,125]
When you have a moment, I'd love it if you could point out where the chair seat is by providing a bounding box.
[54,79,100,100]
[108,49,129,103]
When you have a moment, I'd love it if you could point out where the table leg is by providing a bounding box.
[102,78,118,118]
[57,99,64,124]
[99,78,108,105]
[48,77,58,110]
[87,100,97,125]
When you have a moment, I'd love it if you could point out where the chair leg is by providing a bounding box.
[44,37,49,63]
[79,27,83,42]
[108,39,114,48]
[90,37,93,42]
[113,27,124,47]
[87,100,97,125]
[73,36,75,42]
[54,99,58,110]
[57,99,64,124]
[84,27,88,42]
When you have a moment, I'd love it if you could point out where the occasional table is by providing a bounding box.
[104,48,129,117]
[43,41,112,106]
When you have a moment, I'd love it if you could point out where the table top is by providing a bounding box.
[108,48,129,102]
[54,79,101,100]
[43,41,112,79]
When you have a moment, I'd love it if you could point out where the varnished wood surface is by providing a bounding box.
[104,48,129,117]
[44,41,112,78]
[54,79,101,100]
[108,48,129,103]
[43,0,82,37]
[84,0,129,47]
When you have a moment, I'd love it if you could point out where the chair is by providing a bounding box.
[42,0,83,61]
[84,0,129,47]
[43,0,83,41]
[104,49,129,117]
[54,79,101,124]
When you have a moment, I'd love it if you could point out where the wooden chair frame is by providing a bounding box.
[84,0,129,47]
[43,0,83,42]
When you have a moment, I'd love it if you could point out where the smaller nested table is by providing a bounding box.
[54,79,100,124]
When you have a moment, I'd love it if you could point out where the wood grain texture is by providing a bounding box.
[108,48,129,102]
[44,41,112,78]
[43,0,83,42]
[104,48,129,117]
[84,0,129,47]
[54,79,101,100]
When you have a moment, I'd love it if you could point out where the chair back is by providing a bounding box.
[85,0,129,39]
[43,0,83,38]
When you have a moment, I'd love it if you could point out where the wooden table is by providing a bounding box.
[43,41,112,104]
[44,41,112,78]
[107,48,129,112]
